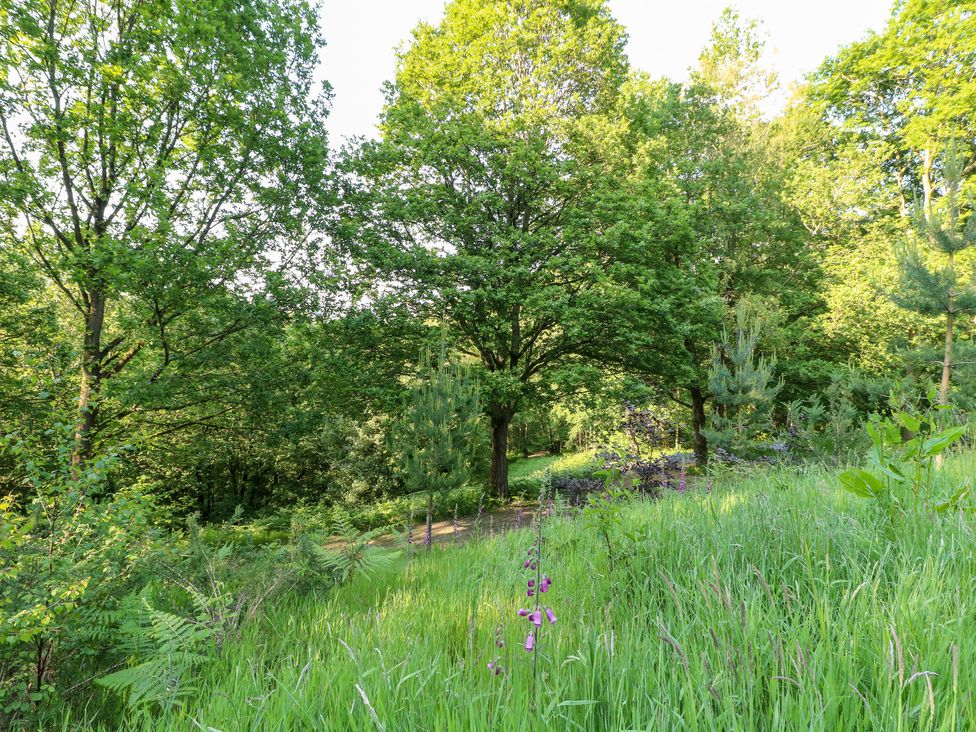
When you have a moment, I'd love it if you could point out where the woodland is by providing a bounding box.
[1,0,975,729]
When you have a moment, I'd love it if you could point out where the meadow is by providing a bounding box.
[65,458,975,731]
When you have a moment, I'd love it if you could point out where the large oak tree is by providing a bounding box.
[341,0,658,497]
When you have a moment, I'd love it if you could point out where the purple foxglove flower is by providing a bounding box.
[540,580,549,593]
[527,588,534,597]
[518,608,529,617]
[545,607,557,625]
[530,562,537,570]
[524,632,535,652]
[487,661,494,671]
[528,579,535,587]
[524,559,531,568]
[530,610,542,627]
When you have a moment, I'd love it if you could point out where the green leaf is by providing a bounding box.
[922,426,967,457]
[839,468,885,498]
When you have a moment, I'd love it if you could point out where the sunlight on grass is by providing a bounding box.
[83,460,976,731]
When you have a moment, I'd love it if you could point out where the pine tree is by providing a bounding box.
[705,304,782,457]
[894,143,976,407]
[395,345,480,549]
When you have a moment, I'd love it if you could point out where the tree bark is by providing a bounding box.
[72,291,106,470]
[489,411,512,499]
[940,309,954,406]
[690,385,708,466]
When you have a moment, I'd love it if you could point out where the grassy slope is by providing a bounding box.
[507,450,599,480]
[87,461,976,731]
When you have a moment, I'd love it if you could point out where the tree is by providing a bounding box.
[704,302,782,456]
[694,6,778,121]
[894,145,976,406]
[618,70,815,465]
[343,0,645,497]
[0,0,330,470]
[394,345,481,547]
[791,0,976,402]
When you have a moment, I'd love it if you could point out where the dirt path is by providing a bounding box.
[373,504,546,547]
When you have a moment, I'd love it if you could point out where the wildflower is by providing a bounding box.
[706,477,712,494]
[530,609,542,627]
[524,632,535,652]
[545,607,557,625]
[678,465,686,494]
[518,608,529,617]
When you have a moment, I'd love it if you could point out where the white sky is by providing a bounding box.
[318,0,894,147]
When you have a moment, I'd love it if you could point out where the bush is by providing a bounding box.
[0,432,158,728]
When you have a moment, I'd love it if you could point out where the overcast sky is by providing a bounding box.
[318,0,894,147]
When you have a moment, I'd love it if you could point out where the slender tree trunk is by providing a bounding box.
[941,310,955,406]
[489,411,512,499]
[72,291,106,470]
[690,386,708,466]
[922,149,934,213]
[936,249,957,469]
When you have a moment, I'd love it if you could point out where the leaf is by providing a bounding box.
[921,426,967,457]
[839,468,885,498]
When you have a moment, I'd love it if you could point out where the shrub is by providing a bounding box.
[0,430,157,728]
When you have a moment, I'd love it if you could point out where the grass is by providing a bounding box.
[507,450,599,480]
[68,459,976,731]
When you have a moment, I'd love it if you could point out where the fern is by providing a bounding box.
[96,600,217,712]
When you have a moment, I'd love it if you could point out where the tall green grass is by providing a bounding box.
[70,461,975,731]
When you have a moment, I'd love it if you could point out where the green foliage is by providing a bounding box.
[95,595,217,715]
[394,345,481,500]
[582,467,634,564]
[0,426,156,727]
[60,458,976,730]
[705,304,782,456]
[0,0,332,468]
[787,383,869,466]
[840,391,971,520]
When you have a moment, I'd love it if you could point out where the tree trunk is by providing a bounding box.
[940,309,955,406]
[690,386,708,466]
[922,149,934,213]
[489,412,511,499]
[71,291,106,470]
[425,492,434,552]
[937,251,957,469]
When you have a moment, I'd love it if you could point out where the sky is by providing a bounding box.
[318,0,895,147]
